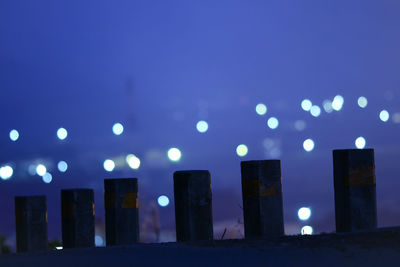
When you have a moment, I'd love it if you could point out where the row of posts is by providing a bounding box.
[14,149,377,252]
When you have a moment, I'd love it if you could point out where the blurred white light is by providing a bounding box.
[294,120,306,131]
[55,246,63,250]
[357,96,368,108]
[355,137,366,149]
[196,120,209,133]
[57,128,68,140]
[28,165,37,176]
[157,195,170,207]
[322,100,333,113]
[303,139,315,152]
[236,144,248,157]
[310,105,321,117]
[126,154,141,169]
[332,95,344,111]
[103,159,115,172]
[57,161,68,172]
[167,148,182,162]
[42,173,52,183]
[255,103,267,115]
[9,129,19,142]
[301,225,313,235]
[298,207,311,221]
[301,99,312,111]
[36,164,47,176]
[112,123,124,135]
[0,165,13,180]
[267,117,279,129]
[393,113,400,123]
[95,235,104,246]
[379,110,390,122]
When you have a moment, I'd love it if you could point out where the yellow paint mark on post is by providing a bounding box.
[347,166,376,187]
[242,179,281,199]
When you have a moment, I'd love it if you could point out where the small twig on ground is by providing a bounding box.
[221,228,227,240]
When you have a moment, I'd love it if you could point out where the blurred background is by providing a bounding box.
[0,0,400,249]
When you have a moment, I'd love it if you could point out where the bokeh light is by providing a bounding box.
[301,225,313,235]
[42,172,52,183]
[294,120,306,131]
[157,195,170,207]
[9,129,19,142]
[393,113,400,123]
[298,207,311,221]
[322,100,333,113]
[303,139,315,152]
[236,144,248,157]
[310,105,321,117]
[103,159,115,172]
[0,165,13,180]
[36,164,47,176]
[379,110,390,122]
[355,136,366,149]
[57,128,68,140]
[126,154,141,169]
[255,103,267,115]
[167,148,182,162]
[95,235,104,246]
[112,123,124,135]
[196,120,209,133]
[357,96,368,108]
[267,117,279,129]
[332,95,344,111]
[57,161,68,172]
[301,99,312,111]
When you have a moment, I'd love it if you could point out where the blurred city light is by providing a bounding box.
[28,164,36,176]
[267,117,279,129]
[310,105,321,117]
[196,120,209,133]
[57,128,68,140]
[167,148,182,162]
[301,225,313,235]
[332,95,344,111]
[126,154,140,169]
[303,139,315,152]
[255,103,267,115]
[157,195,170,207]
[393,113,400,123]
[294,120,306,131]
[301,99,312,111]
[36,164,47,176]
[298,207,311,220]
[236,144,248,157]
[379,110,389,122]
[322,100,333,113]
[357,96,368,108]
[9,129,19,141]
[42,173,52,183]
[0,165,13,180]
[103,159,115,172]
[57,161,68,172]
[112,123,124,135]
[95,235,104,246]
[355,136,366,149]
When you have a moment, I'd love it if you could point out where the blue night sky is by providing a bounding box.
[1,0,400,245]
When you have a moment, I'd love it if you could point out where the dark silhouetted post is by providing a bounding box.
[333,149,377,232]
[15,196,48,252]
[104,178,139,246]
[241,160,284,239]
[61,189,95,248]
[173,170,213,242]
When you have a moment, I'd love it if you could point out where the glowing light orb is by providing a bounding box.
[322,100,333,113]
[236,144,248,157]
[112,123,124,135]
[294,120,306,131]
[310,105,321,117]
[57,128,68,140]
[167,148,182,162]
[303,139,315,152]
[36,164,47,176]
[267,117,279,129]
[298,207,312,221]
[0,165,13,180]
[301,225,313,235]
[42,173,52,183]
[332,95,344,111]
[126,154,140,169]
[301,99,312,111]
[355,136,366,149]
[157,195,170,207]
[57,161,68,172]
[357,96,368,108]
[9,129,19,141]
[95,235,104,246]
[379,110,389,122]
[255,103,267,115]
[103,159,115,172]
[196,120,209,133]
